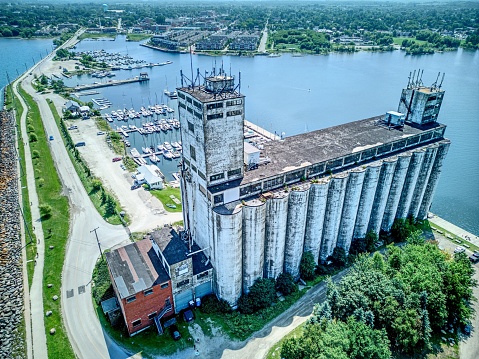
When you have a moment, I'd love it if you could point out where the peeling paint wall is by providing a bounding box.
[212,207,243,305]
[418,141,451,219]
[353,164,381,239]
[264,194,289,279]
[319,174,348,261]
[242,200,266,293]
[337,169,366,253]
[303,181,329,263]
[284,187,310,278]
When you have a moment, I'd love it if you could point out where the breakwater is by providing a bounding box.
[0,110,24,358]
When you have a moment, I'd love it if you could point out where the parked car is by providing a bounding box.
[97,131,105,135]
[112,157,122,162]
[67,125,78,130]
[130,184,140,190]
[169,325,181,341]
[49,135,54,141]
[74,141,86,147]
[469,255,479,264]
[454,246,465,254]
[120,164,126,170]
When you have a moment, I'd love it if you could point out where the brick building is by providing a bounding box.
[105,239,174,336]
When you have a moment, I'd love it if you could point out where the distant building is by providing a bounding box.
[64,100,80,114]
[105,239,174,336]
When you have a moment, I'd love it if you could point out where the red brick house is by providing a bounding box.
[105,239,174,336]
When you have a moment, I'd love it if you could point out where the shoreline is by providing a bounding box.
[428,212,479,246]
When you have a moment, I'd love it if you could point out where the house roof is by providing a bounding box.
[105,238,170,299]
[65,100,80,109]
[138,164,163,185]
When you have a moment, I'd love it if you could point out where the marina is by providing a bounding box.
[70,73,150,91]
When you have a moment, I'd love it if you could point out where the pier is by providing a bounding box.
[69,74,149,92]
[244,120,280,140]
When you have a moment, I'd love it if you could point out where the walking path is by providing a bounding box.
[429,212,479,247]
[14,70,48,359]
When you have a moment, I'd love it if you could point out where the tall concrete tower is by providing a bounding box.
[177,68,245,255]
[398,70,445,125]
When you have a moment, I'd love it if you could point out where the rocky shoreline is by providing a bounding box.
[0,110,25,358]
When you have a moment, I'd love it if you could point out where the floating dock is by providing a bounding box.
[70,74,149,92]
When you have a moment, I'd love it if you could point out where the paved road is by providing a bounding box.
[258,23,268,53]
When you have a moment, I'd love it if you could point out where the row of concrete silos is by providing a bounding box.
[212,140,450,305]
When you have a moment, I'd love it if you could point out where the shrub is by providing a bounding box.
[27,124,35,132]
[330,247,348,268]
[276,273,298,296]
[39,204,52,218]
[32,150,40,159]
[29,133,38,142]
[200,294,231,314]
[238,278,276,314]
[38,178,45,187]
[300,251,316,280]
[391,218,415,243]
[91,178,103,191]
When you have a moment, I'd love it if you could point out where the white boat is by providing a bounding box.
[164,142,173,151]
[150,154,160,163]
[163,151,173,160]
[130,148,141,158]
[142,147,152,154]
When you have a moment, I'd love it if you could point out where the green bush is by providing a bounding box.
[29,133,38,142]
[39,204,52,218]
[32,150,40,159]
[330,247,348,268]
[276,272,298,296]
[300,251,316,280]
[238,278,276,314]
[200,294,232,314]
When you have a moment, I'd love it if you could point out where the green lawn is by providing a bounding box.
[126,33,152,42]
[393,37,428,46]
[150,187,182,213]
[18,86,75,359]
[78,33,116,41]
[266,324,304,359]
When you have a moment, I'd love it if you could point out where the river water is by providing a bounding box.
[3,35,478,235]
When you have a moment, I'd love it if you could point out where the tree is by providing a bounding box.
[39,204,52,218]
[29,133,38,142]
[91,178,102,191]
[300,251,316,280]
[330,247,347,268]
[238,278,276,314]
[105,194,116,215]
[276,272,298,296]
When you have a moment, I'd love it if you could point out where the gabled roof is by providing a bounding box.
[138,164,163,185]
[65,100,80,109]
[105,239,170,299]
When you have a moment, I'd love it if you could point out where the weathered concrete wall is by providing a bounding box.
[212,205,243,305]
[353,163,381,239]
[408,145,438,218]
[319,173,348,262]
[303,180,330,264]
[368,159,397,235]
[264,193,289,279]
[337,169,365,253]
[418,140,451,219]
[242,199,266,293]
[284,187,310,278]
[381,154,411,231]
[396,150,425,219]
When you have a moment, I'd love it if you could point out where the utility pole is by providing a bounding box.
[90,227,104,260]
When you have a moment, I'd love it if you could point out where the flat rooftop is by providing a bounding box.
[105,239,170,299]
[242,115,445,184]
[178,86,243,103]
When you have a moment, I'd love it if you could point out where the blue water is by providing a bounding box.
[0,37,53,106]
[4,35,479,235]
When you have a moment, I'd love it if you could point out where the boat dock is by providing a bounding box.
[70,74,149,91]
[244,120,280,141]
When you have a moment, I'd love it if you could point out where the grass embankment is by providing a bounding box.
[51,104,127,225]
[78,33,116,41]
[150,187,182,213]
[126,33,151,42]
[92,259,193,357]
[266,324,304,359]
[5,84,37,287]
[428,220,479,252]
[18,85,75,359]
[393,37,428,46]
